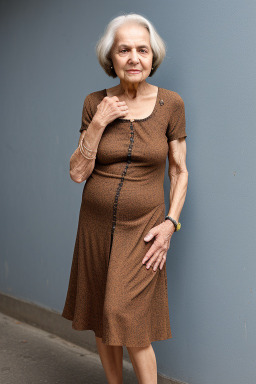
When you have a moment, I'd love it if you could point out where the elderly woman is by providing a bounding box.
[62,13,188,384]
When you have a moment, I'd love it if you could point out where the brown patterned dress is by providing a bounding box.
[61,86,187,347]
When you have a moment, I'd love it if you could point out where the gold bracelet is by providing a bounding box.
[79,145,96,160]
[79,141,96,160]
[81,136,97,154]
[79,142,96,159]
[81,140,97,158]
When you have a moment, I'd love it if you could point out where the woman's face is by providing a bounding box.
[110,23,153,84]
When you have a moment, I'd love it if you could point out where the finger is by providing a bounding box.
[116,101,127,106]
[153,251,165,271]
[144,227,158,241]
[145,249,162,269]
[147,250,163,271]
[142,242,160,264]
[111,96,120,101]
[119,107,129,115]
[144,231,156,242]
[159,254,167,270]
[119,112,129,118]
[119,111,129,117]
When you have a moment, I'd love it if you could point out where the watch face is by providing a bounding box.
[177,223,181,231]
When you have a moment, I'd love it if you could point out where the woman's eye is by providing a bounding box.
[120,48,147,54]
[120,49,147,54]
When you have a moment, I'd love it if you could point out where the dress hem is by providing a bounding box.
[61,313,172,347]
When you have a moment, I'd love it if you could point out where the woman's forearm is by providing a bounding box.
[70,119,105,183]
[167,171,188,223]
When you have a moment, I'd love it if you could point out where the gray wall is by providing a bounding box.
[1,1,256,383]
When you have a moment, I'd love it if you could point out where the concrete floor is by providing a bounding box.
[0,312,137,384]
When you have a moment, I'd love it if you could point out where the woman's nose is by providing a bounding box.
[129,49,139,63]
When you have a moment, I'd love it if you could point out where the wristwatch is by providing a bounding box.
[165,215,181,232]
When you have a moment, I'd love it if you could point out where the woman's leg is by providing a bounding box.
[95,336,124,384]
[126,343,157,384]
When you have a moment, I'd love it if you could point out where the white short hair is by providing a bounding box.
[95,13,167,78]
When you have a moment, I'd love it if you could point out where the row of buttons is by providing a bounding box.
[111,122,135,235]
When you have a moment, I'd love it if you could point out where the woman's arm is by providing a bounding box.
[142,137,188,271]
[165,137,188,232]
[69,119,105,183]
[70,95,129,183]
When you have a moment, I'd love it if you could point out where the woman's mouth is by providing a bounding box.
[126,70,141,74]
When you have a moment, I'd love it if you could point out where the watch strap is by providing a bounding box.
[165,215,181,231]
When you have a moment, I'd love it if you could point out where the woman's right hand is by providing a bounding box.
[92,96,129,129]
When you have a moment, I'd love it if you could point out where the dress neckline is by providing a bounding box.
[103,86,160,122]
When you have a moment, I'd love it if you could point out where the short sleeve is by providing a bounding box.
[79,94,93,133]
[166,97,187,142]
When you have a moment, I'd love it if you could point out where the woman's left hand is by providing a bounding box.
[142,220,175,271]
